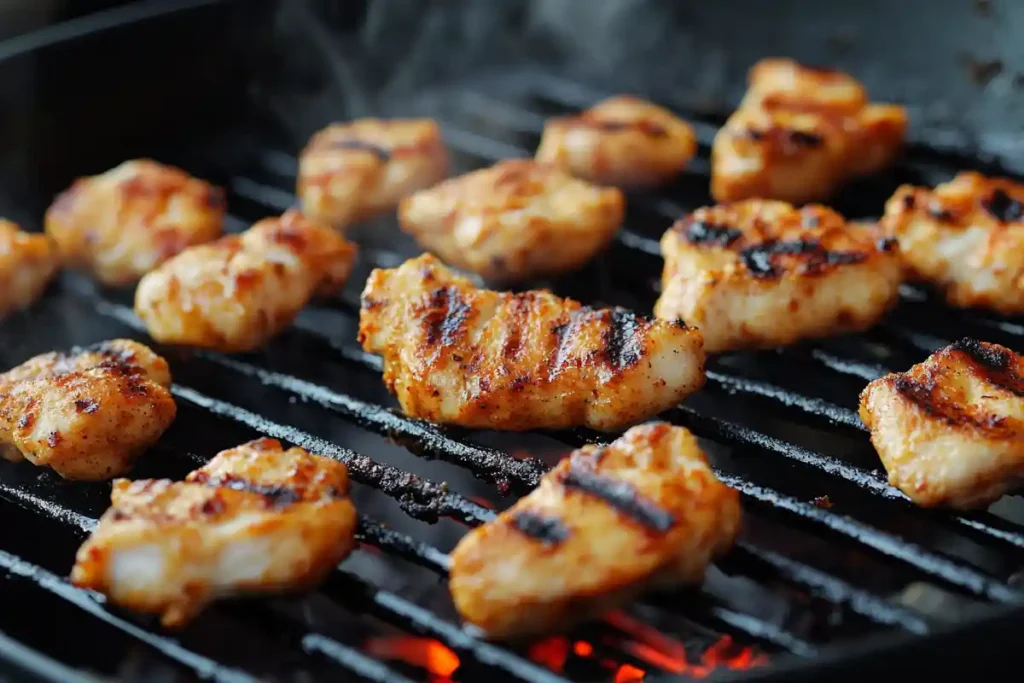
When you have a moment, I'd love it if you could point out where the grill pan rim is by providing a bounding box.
[0,2,1022,682]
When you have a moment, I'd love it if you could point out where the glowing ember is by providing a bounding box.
[574,640,594,657]
[615,664,646,682]
[528,637,570,671]
[364,636,460,681]
[623,635,768,679]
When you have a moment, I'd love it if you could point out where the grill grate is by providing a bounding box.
[1,63,1024,683]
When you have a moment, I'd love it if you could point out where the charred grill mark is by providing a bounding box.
[927,203,956,222]
[508,510,570,546]
[328,139,391,163]
[190,472,302,509]
[892,373,1012,436]
[548,315,576,374]
[603,309,645,370]
[982,188,1023,222]
[590,119,668,137]
[740,238,868,278]
[684,220,743,246]
[501,296,529,360]
[950,338,1024,396]
[788,130,824,147]
[423,286,471,348]
[558,463,676,533]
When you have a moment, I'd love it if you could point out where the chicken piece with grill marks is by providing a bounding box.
[134,209,357,352]
[449,422,741,640]
[859,339,1024,509]
[44,159,225,286]
[398,159,624,283]
[655,200,902,353]
[0,340,175,480]
[711,58,906,204]
[0,219,58,318]
[881,172,1024,314]
[535,95,697,188]
[358,253,705,432]
[71,438,357,627]
[298,118,448,230]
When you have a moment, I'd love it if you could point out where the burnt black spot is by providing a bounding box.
[876,236,898,253]
[927,204,956,222]
[950,338,1024,396]
[902,194,916,210]
[110,509,129,521]
[200,495,226,516]
[424,286,471,348]
[509,375,529,392]
[559,462,676,533]
[982,188,1023,222]
[685,220,742,247]
[47,431,63,448]
[328,139,391,162]
[788,130,824,147]
[509,511,570,546]
[603,309,644,370]
[17,412,35,430]
[74,398,99,414]
[740,246,780,277]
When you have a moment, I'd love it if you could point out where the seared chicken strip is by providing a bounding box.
[0,340,175,480]
[359,254,705,432]
[860,339,1024,509]
[135,209,357,352]
[298,118,448,230]
[655,200,901,353]
[45,159,224,286]
[881,172,1024,314]
[398,160,624,283]
[0,220,58,318]
[712,58,906,204]
[535,95,697,188]
[71,438,357,627]
[449,423,741,640]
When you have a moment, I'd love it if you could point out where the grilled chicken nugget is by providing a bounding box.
[71,438,357,627]
[711,58,906,204]
[881,172,1024,314]
[449,423,741,639]
[535,95,697,188]
[45,159,224,286]
[398,160,624,283]
[0,340,175,480]
[859,339,1024,509]
[298,118,448,230]
[359,253,705,432]
[0,220,58,318]
[655,200,901,353]
[135,209,357,352]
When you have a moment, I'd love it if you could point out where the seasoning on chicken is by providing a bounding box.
[298,118,448,230]
[398,159,624,283]
[881,172,1024,314]
[711,58,907,204]
[359,253,705,432]
[0,220,58,318]
[134,209,357,352]
[44,159,225,286]
[655,200,901,353]
[449,422,740,639]
[859,338,1024,509]
[534,95,697,188]
[0,340,175,480]
[71,438,357,627]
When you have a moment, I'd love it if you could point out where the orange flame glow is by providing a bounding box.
[364,637,460,681]
[524,616,767,681]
